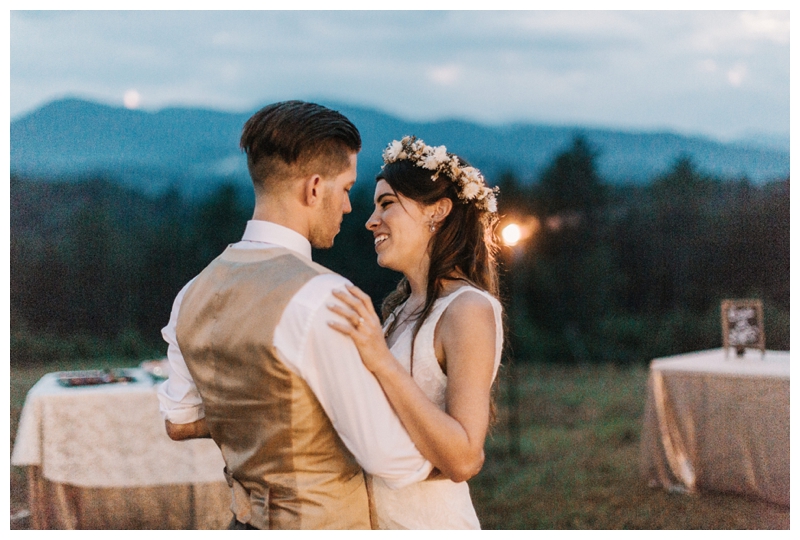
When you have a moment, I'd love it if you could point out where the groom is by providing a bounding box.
[158,101,432,529]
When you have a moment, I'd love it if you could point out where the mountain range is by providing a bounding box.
[11,98,789,198]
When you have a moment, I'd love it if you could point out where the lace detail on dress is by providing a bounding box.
[371,286,503,529]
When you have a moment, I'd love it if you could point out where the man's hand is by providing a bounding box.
[165,418,211,441]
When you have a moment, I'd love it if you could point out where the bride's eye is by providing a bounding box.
[381,200,393,209]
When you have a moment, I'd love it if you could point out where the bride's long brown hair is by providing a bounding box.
[378,156,501,378]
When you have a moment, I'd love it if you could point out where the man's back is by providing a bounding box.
[176,246,371,529]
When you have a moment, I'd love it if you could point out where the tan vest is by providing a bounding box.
[176,246,372,529]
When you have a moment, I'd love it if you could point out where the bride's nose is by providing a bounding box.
[366,208,380,230]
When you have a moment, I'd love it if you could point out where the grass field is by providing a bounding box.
[472,362,789,529]
[10,358,790,529]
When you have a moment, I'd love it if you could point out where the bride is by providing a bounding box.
[328,136,504,529]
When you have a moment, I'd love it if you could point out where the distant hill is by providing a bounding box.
[11,98,789,197]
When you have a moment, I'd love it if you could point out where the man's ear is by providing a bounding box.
[302,174,323,207]
[431,197,453,225]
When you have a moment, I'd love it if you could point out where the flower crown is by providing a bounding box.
[381,136,498,214]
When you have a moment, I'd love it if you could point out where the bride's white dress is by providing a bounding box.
[369,285,503,530]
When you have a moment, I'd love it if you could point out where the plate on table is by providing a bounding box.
[56,369,137,387]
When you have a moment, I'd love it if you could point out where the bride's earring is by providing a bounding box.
[429,216,436,233]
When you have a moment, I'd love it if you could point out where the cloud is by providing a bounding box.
[697,59,717,73]
[739,11,789,44]
[727,65,747,87]
[9,10,789,140]
[686,10,789,53]
[428,64,461,86]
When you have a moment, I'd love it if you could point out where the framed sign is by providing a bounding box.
[721,299,765,357]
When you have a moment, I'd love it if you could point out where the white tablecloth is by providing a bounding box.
[648,348,789,378]
[640,348,789,506]
[12,368,226,487]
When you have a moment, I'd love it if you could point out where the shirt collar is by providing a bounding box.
[241,220,312,260]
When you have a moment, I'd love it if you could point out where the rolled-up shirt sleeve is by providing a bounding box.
[275,273,433,489]
[157,278,205,424]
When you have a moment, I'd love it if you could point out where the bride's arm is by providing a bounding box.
[328,285,496,483]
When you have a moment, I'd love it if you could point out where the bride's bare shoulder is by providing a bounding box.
[438,289,497,335]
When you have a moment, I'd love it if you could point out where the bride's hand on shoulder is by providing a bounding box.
[327,284,395,374]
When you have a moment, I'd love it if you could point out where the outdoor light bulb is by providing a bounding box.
[502,224,521,246]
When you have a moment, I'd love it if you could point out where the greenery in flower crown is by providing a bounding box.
[381,135,499,213]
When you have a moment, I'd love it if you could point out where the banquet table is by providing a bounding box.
[11,368,231,529]
[640,348,789,506]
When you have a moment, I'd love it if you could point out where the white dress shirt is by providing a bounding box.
[158,220,433,489]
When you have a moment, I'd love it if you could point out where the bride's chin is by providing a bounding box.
[375,254,397,271]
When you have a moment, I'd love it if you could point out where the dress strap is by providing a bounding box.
[382,298,409,334]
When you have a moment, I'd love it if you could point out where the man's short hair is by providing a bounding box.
[240,101,361,192]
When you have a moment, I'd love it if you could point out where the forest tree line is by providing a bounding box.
[10,137,789,367]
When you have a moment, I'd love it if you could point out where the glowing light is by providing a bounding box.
[502,223,522,246]
[123,89,141,109]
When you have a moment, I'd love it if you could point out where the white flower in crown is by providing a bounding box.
[384,140,404,162]
[421,154,438,170]
[486,193,498,213]
[462,166,482,185]
[461,180,482,200]
[433,145,448,163]
[421,146,448,170]
[475,186,499,213]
